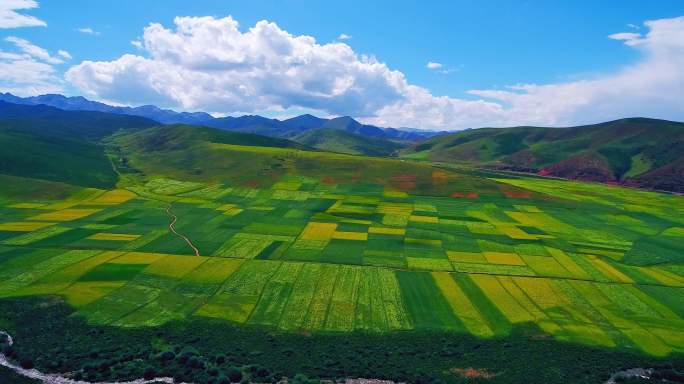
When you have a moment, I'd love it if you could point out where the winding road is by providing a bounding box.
[165,204,201,257]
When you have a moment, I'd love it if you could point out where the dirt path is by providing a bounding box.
[604,368,653,383]
[165,204,201,257]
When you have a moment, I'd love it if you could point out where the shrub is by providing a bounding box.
[159,350,175,361]
[143,366,157,380]
[292,373,318,384]
[19,357,34,369]
[255,366,271,379]
[189,356,205,369]
[227,366,243,382]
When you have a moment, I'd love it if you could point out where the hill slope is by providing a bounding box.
[293,128,405,156]
[403,118,684,192]
[109,123,492,196]
[0,102,158,188]
[113,123,308,153]
[0,101,158,140]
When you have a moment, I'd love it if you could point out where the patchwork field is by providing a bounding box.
[0,170,683,357]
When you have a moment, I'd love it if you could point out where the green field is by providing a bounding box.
[1,145,683,358]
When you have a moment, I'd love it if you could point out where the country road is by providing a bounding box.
[165,204,201,256]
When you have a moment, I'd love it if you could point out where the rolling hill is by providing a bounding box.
[402,117,684,192]
[108,123,474,195]
[293,128,406,156]
[0,102,158,189]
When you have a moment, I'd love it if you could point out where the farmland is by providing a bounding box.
[1,154,683,360]
[0,119,683,383]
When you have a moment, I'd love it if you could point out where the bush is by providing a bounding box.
[255,366,271,379]
[143,366,157,380]
[292,373,318,384]
[189,356,205,369]
[227,366,243,382]
[215,354,226,365]
[19,357,34,369]
[2,345,16,358]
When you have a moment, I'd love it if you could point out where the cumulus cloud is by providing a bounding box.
[0,37,69,95]
[0,0,46,29]
[67,16,406,115]
[426,61,443,70]
[337,33,352,40]
[77,27,100,35]
[66,15,684,130]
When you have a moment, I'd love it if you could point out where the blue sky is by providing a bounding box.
[1,1,684,129]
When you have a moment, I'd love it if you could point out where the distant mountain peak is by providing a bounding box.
[0,92,442,141]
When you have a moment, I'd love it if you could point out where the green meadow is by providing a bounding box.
[1,148,683,358]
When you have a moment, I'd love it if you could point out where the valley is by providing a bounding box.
[3,3,684,382]
[0,102,682,383]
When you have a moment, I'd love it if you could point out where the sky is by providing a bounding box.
[1,0,683,130]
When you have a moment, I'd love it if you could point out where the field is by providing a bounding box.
[1,160,683,359]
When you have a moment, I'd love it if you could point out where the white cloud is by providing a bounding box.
[67,16,406,115]
[0,50,62,95]
[77,27,100,35]
[131,40,143,49]
[0,0,46,29]
[0,36,69,95]
[426,61,443,70]
[57,49,72,60]
[5,36,66,64]
[337,33,352,40]
[372,16,684,128]
[608,32,642,45]
[66,15,684,130]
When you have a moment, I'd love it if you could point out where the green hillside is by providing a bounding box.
[402,118,684,192]
[109,123,494,195]
[0,126,120,188]
[0,101,158,140]
[0,103,158,189]
[0,174,84,202]
[112,124,307,152]
[293,128,405,156]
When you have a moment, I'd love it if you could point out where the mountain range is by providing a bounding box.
[0,92,441,143]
